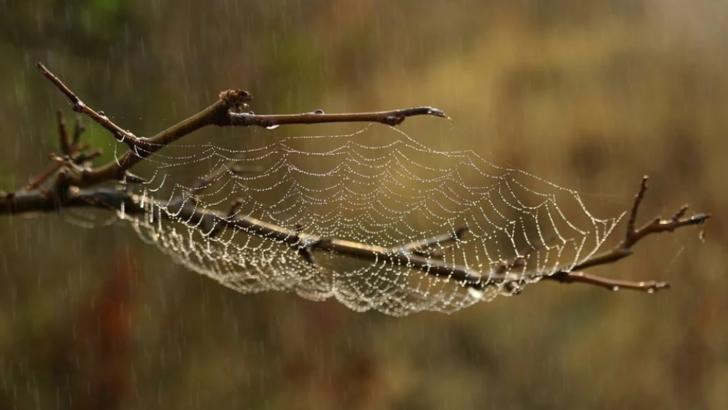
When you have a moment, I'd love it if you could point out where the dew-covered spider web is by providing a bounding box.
[105,124,620,315]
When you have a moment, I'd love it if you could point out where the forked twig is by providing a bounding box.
[36,63,445,186]
[543,176,709,292]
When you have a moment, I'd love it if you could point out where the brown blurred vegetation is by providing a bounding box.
[0,0,726,409]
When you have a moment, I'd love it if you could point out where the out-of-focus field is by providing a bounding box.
[0,1,725,409]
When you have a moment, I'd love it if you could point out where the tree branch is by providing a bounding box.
[36,63,445,187]
[0,188,489,288]
[0,175,707,294]
[541,176,710,292]
[0,64,710,298]
[37,63,142,150]
[229,106,447,127]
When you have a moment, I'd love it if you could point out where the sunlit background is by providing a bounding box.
[1,1,726,409]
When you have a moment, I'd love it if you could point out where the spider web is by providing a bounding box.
[108,124,620,315]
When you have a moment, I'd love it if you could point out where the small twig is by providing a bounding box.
[626,175,648,238]
[547,176,710,293]
[24,151,100,191]
[37,63,142,150]
[57,110,72,155]
[23,114,94,191]
[24,160,63,191]
[545,271,669,293]
[229,106,447,128]
[72,116,85,146]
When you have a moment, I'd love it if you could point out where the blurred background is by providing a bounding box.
[0,0,726,409]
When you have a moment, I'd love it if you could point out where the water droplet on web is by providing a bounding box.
[107,124,622,315]
[467,288,484,300]
[265,124,280,130]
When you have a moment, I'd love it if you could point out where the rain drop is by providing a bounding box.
[467,288,484,300]
[265,124,280,130]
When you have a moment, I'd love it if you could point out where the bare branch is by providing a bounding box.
[626,175,648,237]
[544,176,710,293]
[544,271,669,293]
[37,64,446,187]
[229,106,447,127]
[0,188,489,288]
[0,64,710,298]
[57,110,72,155]
[72,115,86,146]
[37,63,142,150]
[2,175,707,295]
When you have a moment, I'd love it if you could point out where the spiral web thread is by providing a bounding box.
[109,125,620,315]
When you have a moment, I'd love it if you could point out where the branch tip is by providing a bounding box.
[671,205,689,221]
[689,213,710,225]
[37,62,80,105]
[627,175,649,236]
[546,271,670,293]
